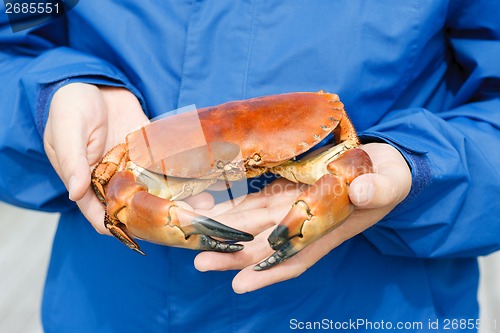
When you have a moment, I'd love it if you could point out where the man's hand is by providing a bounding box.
[193,143,412,293]
[44,83,149,234]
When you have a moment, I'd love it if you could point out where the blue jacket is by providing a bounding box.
[1,1,499,332]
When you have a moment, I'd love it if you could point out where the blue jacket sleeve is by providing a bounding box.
[0,16,142,212]
[361,1,500,258]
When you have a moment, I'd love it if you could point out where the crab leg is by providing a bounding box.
[255,148,372,270]
[104,170,254,254]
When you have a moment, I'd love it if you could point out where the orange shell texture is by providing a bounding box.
[127,91,344,177]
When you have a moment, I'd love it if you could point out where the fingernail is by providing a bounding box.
[353,182,374,205]
[68,176,76,200]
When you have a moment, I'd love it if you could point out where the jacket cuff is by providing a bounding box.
[359,132,432,208]
[35,78,70,138]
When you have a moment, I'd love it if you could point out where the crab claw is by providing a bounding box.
[254,173,353,270]
[168,209,255,252]
[254,148,372,271]
[105,169,253,255]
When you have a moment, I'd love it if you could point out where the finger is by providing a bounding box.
[231,228,341,293]
[46,118,92,201]
[44,85,103,201]
[198,179,302,217]
[349,173,388,208]
[356,143,412,208]
[194,228,274,271]
[195,196,345,273]
[183,192,215,210]
[232,264,302,294]
[44,117,93,202]
[349,173,400,209]
[197,191,269,217]
[197,203,292,234]
[75,188,110,235]
[197,195,385,292]
[65,156,92,201]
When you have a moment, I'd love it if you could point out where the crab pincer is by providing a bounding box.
[254,148,373,270]
[91,144,253,254]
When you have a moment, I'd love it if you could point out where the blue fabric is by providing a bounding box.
[1,1,499,332]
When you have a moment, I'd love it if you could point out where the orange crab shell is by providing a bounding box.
[126,91,349,179]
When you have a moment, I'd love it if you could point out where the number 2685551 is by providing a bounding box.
[5,2,60,15]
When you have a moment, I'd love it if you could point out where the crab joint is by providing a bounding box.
[267,200,311,250]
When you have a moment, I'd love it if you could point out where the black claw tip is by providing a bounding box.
[268,225,290,250]
[193,216,253,242]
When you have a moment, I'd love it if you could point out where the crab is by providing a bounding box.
[91,90,373,270]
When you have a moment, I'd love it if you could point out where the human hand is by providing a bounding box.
[44,83,149,234]
[194,143,412,293]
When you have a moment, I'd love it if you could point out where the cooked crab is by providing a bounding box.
[91,91,373,270]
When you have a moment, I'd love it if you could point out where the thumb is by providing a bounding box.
[349,143,413,210]
[44,88,100,201]
[349,173,402,209]
[64,152,92,202]
[44,121,92,201]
